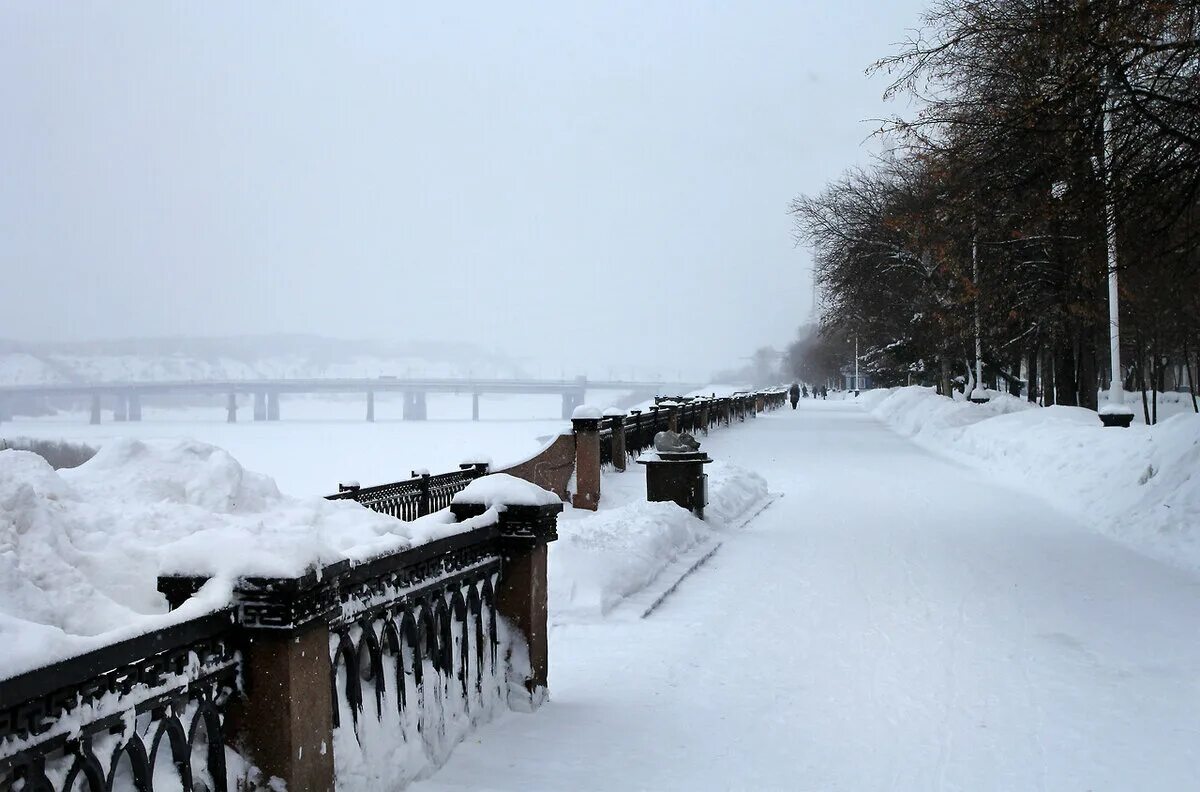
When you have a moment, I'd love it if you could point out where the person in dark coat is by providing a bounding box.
[789,382,800,409]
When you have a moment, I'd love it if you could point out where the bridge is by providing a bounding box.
[0,376,700,423]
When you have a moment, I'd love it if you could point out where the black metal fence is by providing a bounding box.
[327,464,489,519]
[329,526,507,778]
[0,611,241,792]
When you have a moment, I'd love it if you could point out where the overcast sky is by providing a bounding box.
[1,1,924,379]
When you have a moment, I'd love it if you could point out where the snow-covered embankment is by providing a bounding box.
[860,386,1200,571]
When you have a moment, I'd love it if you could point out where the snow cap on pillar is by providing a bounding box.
[571,404,604,420]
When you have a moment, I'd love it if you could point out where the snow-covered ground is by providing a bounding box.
[417,400,1200,791]
[861,386,1200,573]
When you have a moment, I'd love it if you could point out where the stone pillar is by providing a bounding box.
[227,393,238,423]
[366,390,375,422]
[571,411,602,511]
[227,625,335,791]
[666,403,679,433]
[253,392,267,421]
[472,392,480,422]
[158,572,336,792]
[267,392,280,421]
[128,392,142,421]
[700,400,711,435]
[90,394,102,425]
[604,410,627,472]
[113,393,128,422]
[450,499,562,711]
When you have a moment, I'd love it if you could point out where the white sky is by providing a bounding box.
[1,1,925,379]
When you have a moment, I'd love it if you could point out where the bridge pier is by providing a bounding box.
[227,393,238,423]
[128,392,142,421]
[267,392,280,421]
[89,394,101,424]
[472,392,480,421]
[560,390,586,420]
[253,392,267,421]
[113,393,128,422]
[366,390,375,422]
[403,391,427,421]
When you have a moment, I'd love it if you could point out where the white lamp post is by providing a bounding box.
[970,234,989,403]
[1099,76,1133,427]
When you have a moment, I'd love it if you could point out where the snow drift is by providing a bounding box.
[0,438,472,680]
[549,460,769,621]
[861,386,1200,571]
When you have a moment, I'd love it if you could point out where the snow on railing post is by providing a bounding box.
[571,405,603,511]
[450,477,563,712]
[604,408,627,471]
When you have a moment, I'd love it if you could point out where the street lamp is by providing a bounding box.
[1099,75,1133,427]
[969,234,989,403]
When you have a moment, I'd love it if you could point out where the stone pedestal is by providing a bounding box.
[605,411,627,472]
[637,450,713,519]
[450,500,562,710]
[571,415,602,510]
[226,626,335,792]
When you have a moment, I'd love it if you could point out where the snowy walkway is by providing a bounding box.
[417,401,1200,791]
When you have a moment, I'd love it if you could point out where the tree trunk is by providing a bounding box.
[1055,343,1078,407]
[1185,337,1199,413]
[1078,329,1098,411]
[1136,336,1151,425]
[939,355,952,398]
[1027,346,1040,403]
[1042,346,1056,406]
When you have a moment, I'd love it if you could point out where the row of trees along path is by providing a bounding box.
[789,0,1200,423]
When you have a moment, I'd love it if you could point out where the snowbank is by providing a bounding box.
[0,438,472,679]
[549,461,768,621]
[861,386,1200,571]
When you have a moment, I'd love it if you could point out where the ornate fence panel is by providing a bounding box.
[0,611,241,792]
[327,465,488,519]
[326,526,507,786]
[598,428,613,468]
